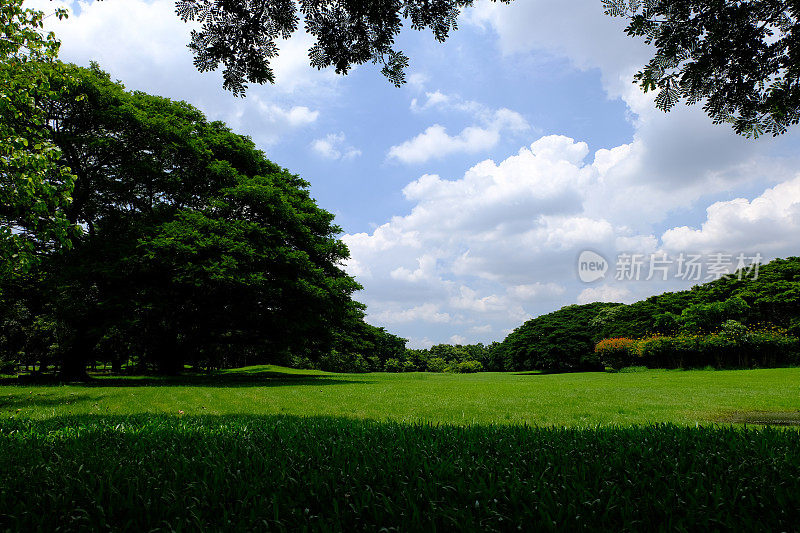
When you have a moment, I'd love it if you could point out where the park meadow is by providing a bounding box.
[4,0,800,530]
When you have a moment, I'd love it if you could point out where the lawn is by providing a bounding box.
[1,366,799,426]
[2,367,799,530]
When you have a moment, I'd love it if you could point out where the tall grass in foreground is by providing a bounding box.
[1,415,799,531]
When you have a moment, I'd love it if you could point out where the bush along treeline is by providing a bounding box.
[0,60,405,378]
[302,342,493,373]
[596,322,799,370]
[490,257,800,372]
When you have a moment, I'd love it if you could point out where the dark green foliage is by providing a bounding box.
[0,1,76,276]
[166,0,513,95]
[426,356,448,373]
[493,302,618,372]
[401,342,495,372]
[318,351,371,373]
[449,360,483,373]
[605,0,800,137]
[1,415,799,530]
[383,358,403,373]
[634,330,799,370]
[496,257,800,372]
[597,257,800,340]
[0,63,374,376]
[329,320,407,372]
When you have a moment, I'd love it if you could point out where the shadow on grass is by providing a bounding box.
[1,413,799,532]
[0,392,100,410]
[714,410,800,426]
[0,370,374,389]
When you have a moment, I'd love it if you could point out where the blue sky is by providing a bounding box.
[32,0,800,347]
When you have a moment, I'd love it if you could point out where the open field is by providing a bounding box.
[2,366,799,426]
[2,367,799,530]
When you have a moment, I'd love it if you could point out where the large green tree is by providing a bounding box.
[491,257,800,373]
[605,0,800,137]
[1,62,367,377]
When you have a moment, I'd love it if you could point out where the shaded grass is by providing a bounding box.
[1,366,799,427]
[1,415,798,531]
[716,410,800,426]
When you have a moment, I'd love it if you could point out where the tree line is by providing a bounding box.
[490,257,800,372]
[310,256,800,374]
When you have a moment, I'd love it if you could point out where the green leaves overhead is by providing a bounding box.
[172,0,512,95]
[605,0,800,137]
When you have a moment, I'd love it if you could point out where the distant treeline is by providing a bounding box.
[308,342,495,374]
[478,257,800,372]
[314,257,800,373]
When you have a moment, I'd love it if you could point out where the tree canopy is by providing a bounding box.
[0,61,387,377]
[491,257,800,372]
[604,0,800,137]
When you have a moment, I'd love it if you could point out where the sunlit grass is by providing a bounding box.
[2,367,799,529]
[1,366,798,426]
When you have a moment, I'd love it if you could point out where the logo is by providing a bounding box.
[577,250,608,283]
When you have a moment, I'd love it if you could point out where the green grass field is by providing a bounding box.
[2,367,799,530]
[2,366,799,426]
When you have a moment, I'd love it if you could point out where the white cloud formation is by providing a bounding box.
[311,133,362,160]
[390,90,529,164]
[372,304,451,324]
[261,104,319,127]
[661,177,800,254]
[345,131,800,347]
[28,0,331,148]
[388,110,528,164]
[410,91,451,112]
[407,72,429,92]
[508,283,566,300]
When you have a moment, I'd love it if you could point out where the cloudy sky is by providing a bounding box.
[30,0,800,347]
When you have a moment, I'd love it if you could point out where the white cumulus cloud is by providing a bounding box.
[311,133,361,160]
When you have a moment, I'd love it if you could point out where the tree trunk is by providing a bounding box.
[61,327,90,381]
[60,352,88,381]
[156,336,182,375]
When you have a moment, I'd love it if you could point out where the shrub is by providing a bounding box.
[319,351,370,373]
[426,357,447,373]
[594,338,638,370]
[291,355,316,370]
[384,358,402,373]
[0,359,17,375]
[618,366,649,373]
[449,360,483,373]
[402,361,417,372]
[602,328,800,370]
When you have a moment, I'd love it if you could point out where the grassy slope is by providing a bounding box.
[2,366,799,426]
